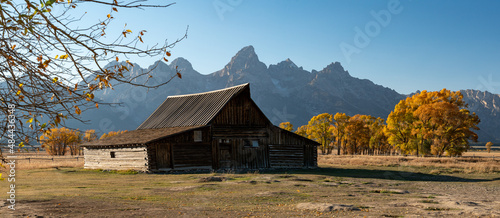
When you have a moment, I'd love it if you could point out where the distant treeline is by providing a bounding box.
[281,89,483,157]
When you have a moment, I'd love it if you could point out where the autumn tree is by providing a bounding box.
[333,113,350,155]
[83,129,97,143]
[100,130,128,140]
[386,89,480,157]
[485,142,493,153]
[386,98,416,155]
[295,125,309,138]
[368,117,391,155]
[0,0,185,159]
[279,122,294,132]
[40,127,81,156]
[306,113,335,154]
[344,115,371,155]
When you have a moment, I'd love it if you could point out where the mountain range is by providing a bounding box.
[66,46,500,143]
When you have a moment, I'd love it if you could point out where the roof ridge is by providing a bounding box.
[168,83,249,98]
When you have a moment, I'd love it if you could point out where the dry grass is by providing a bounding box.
[3,154,83,170]
[319,154,500,173]
[462,150,500,157]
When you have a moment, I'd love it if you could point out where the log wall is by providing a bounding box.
[268,144,304,168]
[84,147,148,171]
[149,127,212,171]
[268,126,318,168]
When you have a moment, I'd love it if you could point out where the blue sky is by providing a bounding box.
[80,0,500,95]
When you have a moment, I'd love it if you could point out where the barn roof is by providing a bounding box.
[137,83,249,129]
[82,126,204,147]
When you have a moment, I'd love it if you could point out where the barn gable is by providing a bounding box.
[137,83,250,129]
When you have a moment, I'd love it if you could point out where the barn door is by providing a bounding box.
[219,142,232,169]
[156,143,172,170]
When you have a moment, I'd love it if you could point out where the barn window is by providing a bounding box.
[244,139,259,148]
[110,152,116,158]
[194,131,202,142]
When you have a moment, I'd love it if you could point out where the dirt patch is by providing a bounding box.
[296,203,360,212]
[370,189,409,194]
[198,176,227,182]
[168,186,197,191]
[254,191,287,197]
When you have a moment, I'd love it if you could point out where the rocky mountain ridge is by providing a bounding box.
[66,46,500,142]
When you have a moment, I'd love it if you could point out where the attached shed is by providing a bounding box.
[82,83,319,172]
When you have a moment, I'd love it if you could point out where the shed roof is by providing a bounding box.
[137,83,249,129]
[82,126,204,147]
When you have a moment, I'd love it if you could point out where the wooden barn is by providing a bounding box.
[82,83,319,172]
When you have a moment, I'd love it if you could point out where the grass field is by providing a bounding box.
[0,153,499,217]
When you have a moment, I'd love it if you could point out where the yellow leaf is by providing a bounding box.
[75,106,81,115]
[95,103,99,109]
[16,90,21,95]
[11,45,16,49]
[55,55,59,59]
[19,83,23,87]
[126,29,132,33]
[53,77,58,83]
[107,14,111,18]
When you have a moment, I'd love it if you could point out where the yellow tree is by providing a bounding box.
[83,130,98,143]
[81,129,98,155]
[368,117,390,155]
[306,113,335,154]
[40,127,81,156]
[295,125,310,138]
[386,89,477,156]
[344,115,371,155]
[333,113,350,155]
[279,122,294,132]
[416,102,479,156]
[485,142,493,153]
[386,98,417,155]
[100,130,128,140]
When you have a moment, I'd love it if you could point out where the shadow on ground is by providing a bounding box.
[262,167,500,182]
